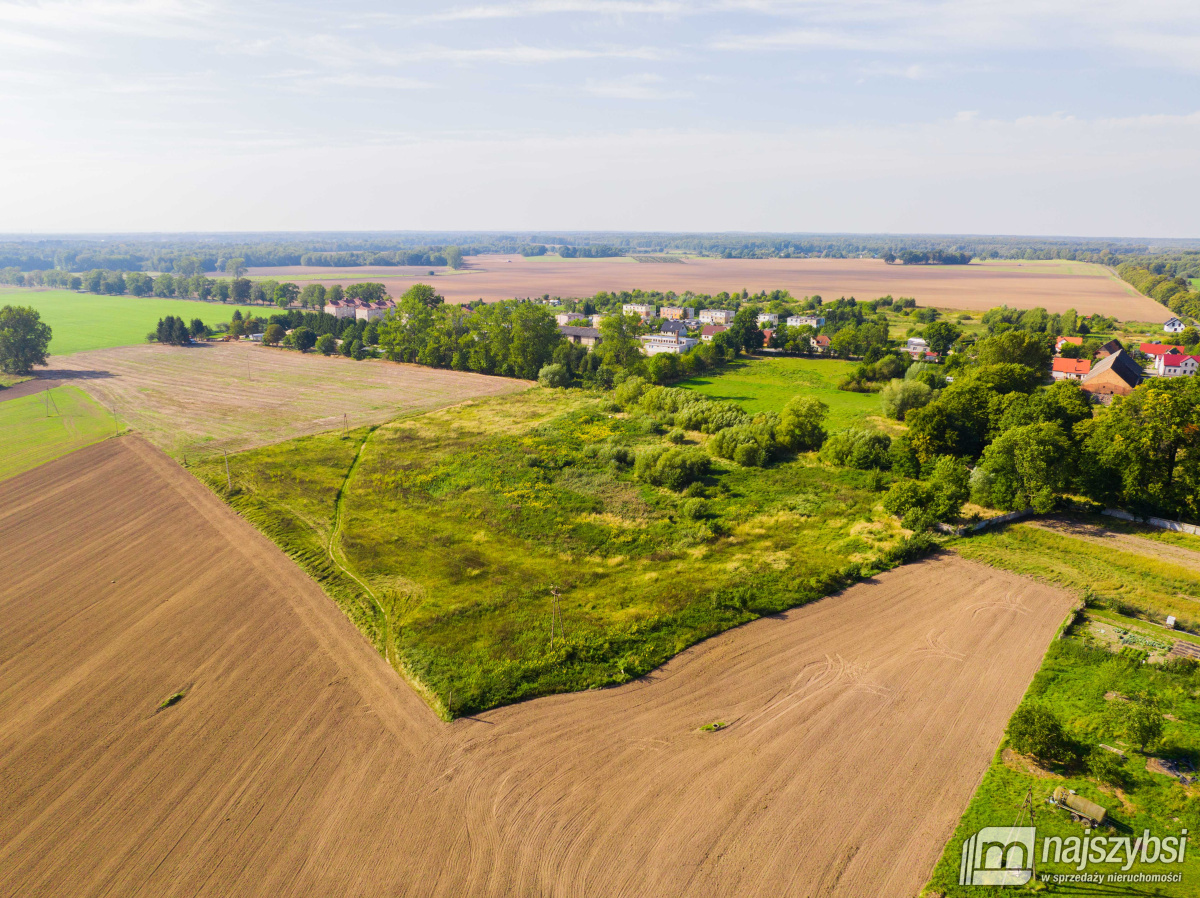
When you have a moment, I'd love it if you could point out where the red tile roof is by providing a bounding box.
[1052,358,1091,375]
[1140,342,1185,357]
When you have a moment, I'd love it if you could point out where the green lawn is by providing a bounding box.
[0,385,117,481]
[0,289,256,355]
[923,524,1200,896]
[195,388,926,717]
[676,356,882,430]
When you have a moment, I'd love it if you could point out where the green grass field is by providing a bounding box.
[0,385,117,481]
[195,388,926,717]
[676,356,881,430]
[923,523,1200,896]
[0,289,256,355]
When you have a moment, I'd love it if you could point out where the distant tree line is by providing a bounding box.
[3,232,1194,273]
[1118,261,1200,320]
[881,250,972,265]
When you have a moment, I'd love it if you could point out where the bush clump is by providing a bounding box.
[538,363,571,388]
[820,427,892,470]
[634,445,710,490]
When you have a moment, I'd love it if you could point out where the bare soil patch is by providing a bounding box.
[0,439,1074,897]
[250,256,1165,321]
[48,341,528,456]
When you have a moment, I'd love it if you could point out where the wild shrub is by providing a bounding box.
[634,445,710,490]
[821,427,892,470]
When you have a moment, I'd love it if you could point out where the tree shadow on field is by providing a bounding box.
[37,368,116,382]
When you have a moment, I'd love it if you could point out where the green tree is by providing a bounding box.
[262,323,285,346]
[189,318,207,338]
[292,327,317,353]
[444,246,464,270]
[225,257,246,278]
[775,396,828,451]
[0,305,52,375]
[927,455,970,521]
[537,363,570,388]
[597,312,645,369]
[1006,703,1071,764]
[347,282,391,304]
[976,330,1052,371]
[274,282,300,308]
[921,320,962,355]
[299,283,327,309]
[1124,698,1164,753]
[728,307,765,353]
[973,422,1073,512]
[880,378,932,421]
[230,277,252,303]
[315,333,337,355]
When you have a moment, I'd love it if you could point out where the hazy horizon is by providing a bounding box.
[2,1,1198,236]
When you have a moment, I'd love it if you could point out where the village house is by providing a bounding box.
[905,336,929,357]
[787,315,825,328]
[700,324,728,342]
[811,334,832,353]
[1054,335,1083,354]
[699,309,735,326]
[1051,357,1091,381]
[660,306,694,320]
[1081,349,1141,400]
[1094,339,1123,359]
[1164,317,1186,333]
[1156,352,1200,378]
[1140,342,1186,360]
[659,320,691,336]
[555,311,584,326]
[640,332,698,356]
[324,299,357,319]
[557,325,601,350]
[355,300,395,322]
[622,303,656,320]
[757,313,779,326]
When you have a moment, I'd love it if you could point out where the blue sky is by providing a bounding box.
[1,0,1198,235]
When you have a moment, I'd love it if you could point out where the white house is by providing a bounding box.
[1156,353,1200,377]
[325,300,357,319]
[756,313,779,326]
[905,336,929,356]
[1164,317,1186,333]
[640,332,698,356]
[622,303,656,320]
[555,311,584,326]
[699,309,735,325]
[1051,358,1091,381]
[787,315,825,328]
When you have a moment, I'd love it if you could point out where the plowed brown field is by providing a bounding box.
[47,341,528,456]
[249,256,1165,321]
[0,438,1074,898]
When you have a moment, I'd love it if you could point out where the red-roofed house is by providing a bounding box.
[810,334,832,353]
[1140,342,1186,359]
[700,324,728,342]
[1156,353,1200,378]
[1052,357,1092,381]
[1055,336,1084,354]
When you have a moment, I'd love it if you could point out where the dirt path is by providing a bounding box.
[1029,517,1200,573]
[0,439,1075,897]
[0,377,61,403]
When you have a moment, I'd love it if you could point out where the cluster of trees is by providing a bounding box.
[981,305,1117,338]
[0,305,52,375]
[1119,262,1200,320]
[149,316,205,345]
[299,247,463,269]
[881,250,972,265]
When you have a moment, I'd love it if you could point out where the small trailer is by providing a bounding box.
[1051,787,1107,827]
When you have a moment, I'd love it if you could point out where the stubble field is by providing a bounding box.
[49,341,529,456]
[246,256,1165,321]
[0,437,1075,897]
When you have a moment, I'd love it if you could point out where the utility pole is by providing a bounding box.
[223,449,232,491]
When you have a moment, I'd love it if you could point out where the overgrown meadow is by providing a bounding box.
[196,387,926,717]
